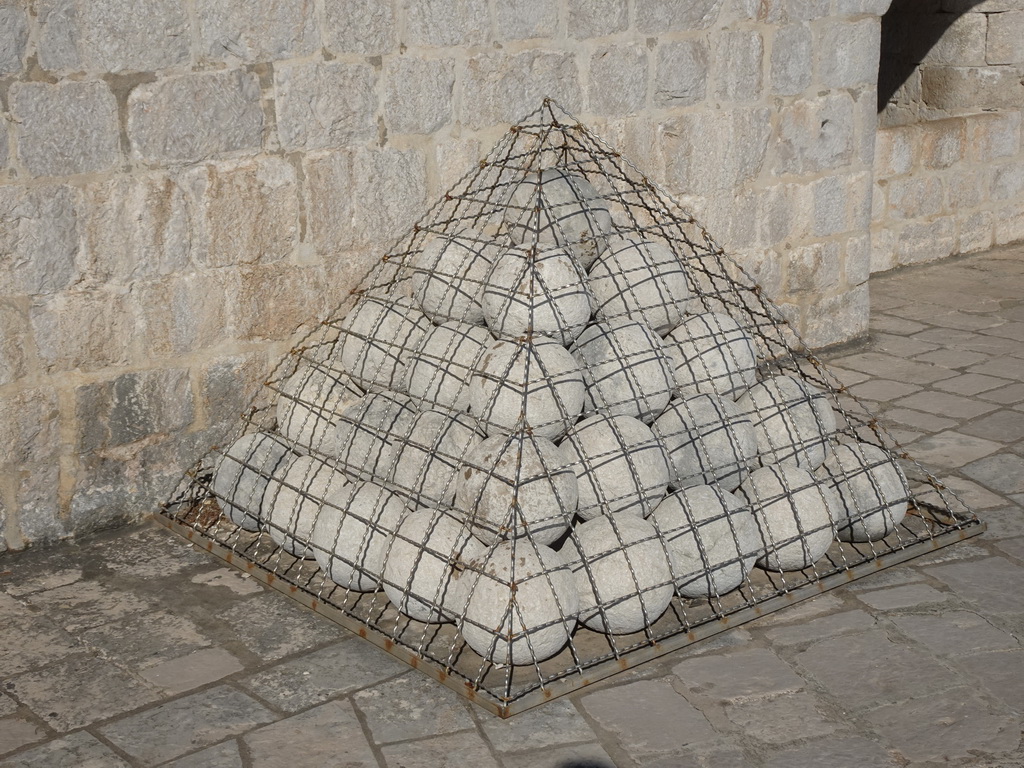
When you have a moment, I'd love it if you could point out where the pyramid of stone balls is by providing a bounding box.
[208,104,912,669]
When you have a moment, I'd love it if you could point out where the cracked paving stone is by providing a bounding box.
[672,648,804,702]
[237,639,406,712]
[881,407,957,433]
[8,654,159,732]
[163,740,243,768]
[139,647,245,695]
[245,700,377,768]
[935,372,1012,396]
[0,716,47,757]
[915,349,991,370]
[848,379,922,402]
[865,687,1020,762]
[831,353,957,385]
[764,610,876,647]
[479,698,597,752]
[500,742,617,768]
[190,568,263,596]
[760,736,899,768]
[79,608,212,668]
[0,731,131,768]
[964,453,1024,495]
[219,593,343,660]
[99,685,277,764]
[0,614,82,676]
[352,672,475,745]
[724,692,837,744]
[0,696,15,718]
[794,629,955,710]
[927,557,1024,614]
[969,357,1024,381]
[890,611,1021,656]
[25,580,152,633]
[855,583,952,611]
[1,566,83,598]
[582,678,716,754]
[379,730,499,768]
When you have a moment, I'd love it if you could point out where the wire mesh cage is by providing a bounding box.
[160,99,983,717]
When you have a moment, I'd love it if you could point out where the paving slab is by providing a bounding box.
[236,638,406,712]
[139,647,245,694]
[952,650,1024,713]
[499,742,617,768]
[915,349,991,370]
[993,536,1024,561]
[352,671,476,745]
[477,698,597,754]
[0,732,132,768]
[760,736,900,768]
[0,697,15,719]
[380,730,500,768]
[848,379,922,402]
[854,583,952,611]
[0,716,47,757]
[927,557,1024,614]
[99,685,277,764]
[962,409,1024,443]
[163,740,244,768]
[890,611,1021,657]
[244,700,378,768]
[79,608,213,669]
[764,609,877,647]
[218,592,345,661]
[672,648,805,702]
[0,614,83,676]
[723,692,837,744]
[976,507,1024,539]
[963,453,1024,495]
[881,407,958,433]
[905,430,1003,469]
[93,523,212,577]
[25,580,152,633]
[981,382,1024,404]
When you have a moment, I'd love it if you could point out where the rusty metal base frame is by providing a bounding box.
[156,489,984,718]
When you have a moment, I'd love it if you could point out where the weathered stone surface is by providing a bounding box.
[856,582,952,610]
[784,240,842,295]
[928,556,1024,614]
[992,162,1024,202]
[323,0,396,55]
[460,50,583,129]
[674,648,805,702]
[836,0,893,14]
[10,81,120,177]
[353,673,475,744]
[771,24,812,96]
[219,594,341,660]
[0,694,16,717]
[0,185,80,298]
[923,66,1024,111]
[0,715,46,756]
[994,205,1024,246]
[812,174,849,236]
[128,71,264,164]
[380,732,501,768]
[79,609,211,669]
[989,12,1024,65]
[75,368,194,451]
[182,156,298,267]
[589,43,647,116]
[715,29,763,101]
[804,283,868,348]
[231,264,329,341]
[481,699,596,752]
[969,112,1021,163]
[865,688,1020,762]
[496,0,557,39]
[0,301,29,388]
[919,117,966,169]
[0,614,80,677]
[761,736,898,768]
[662,107,771,195]
[817,18,881,89]
[305,146,428,257]
[886,176,944,220]
[0,732,131,768]
[237,640,405,711]
[245,701,377,768]
[9,654,159,732]
[133,272,231,358]
[582,678,715,753]
[774,93,855,175]
[766,609,876,647]
[787,0,834,19]
[923,11,988,66]
[0,388,60,471]
[140,648,245,694]
[383,56,456,134]
[891,611,1020,657]
[725,693,836,744]
[953,650,1024,715]
[635,0,722,32]
[100,686,277,764]
[895,217,957,266]
[405,0,488,46]
[28,580,151,633]
[202,353,268,425]
[198,0,318,63]
[274,61,377,150]
[873,124,916,178]
[654,40,708,107]
[164,741,243,768]
[568,0,628,37]
[0,1,28,75]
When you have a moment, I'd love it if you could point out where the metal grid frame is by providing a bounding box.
[158,100,983,718]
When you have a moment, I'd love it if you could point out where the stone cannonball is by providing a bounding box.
[412,228,499,325]
[387,410,484,508]
[212,432,294,531]
[275,362,364,456]
[334,392,418,482]
[264,455,349,559]
[815,442,909,542]
[405,321,493,413]
[338,296,431,392]
[664,312,758,399]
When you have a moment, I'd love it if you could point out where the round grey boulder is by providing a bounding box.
[815,442,909,542]
[405,321,493,413]
[275,363,364,456]
[664,312,758,399]
[338,296,431,392]
[388,410,484,508]
[212,432,294,531]
[264,455,349,559]
[412,228,499,324]
[334,392,419,482]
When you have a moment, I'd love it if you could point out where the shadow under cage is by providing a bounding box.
[159,100,983,718]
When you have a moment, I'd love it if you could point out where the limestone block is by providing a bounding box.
[887,176,944,220]
[11,81,120,177]
[128,71,264,164]
[920,118,967,170]
[844,234,871,286]
[922,66,1024,111]
[958,210,995,254]
[0,387,60,466]
[853,88,878,166]
[0,299,30,387]
[873,124,917,178]
[0,184,79,296]
[182,157,298,268]
[404,0,488,47]
[79,172,190,285]
[850,171,873,233]
[323,0,396,55]
[869,227,896,274]
[134,273,231,358]
[0,1,28,75]
[774,93,855,175]
[802,283,869,350]
[635,0,722,32]
[836,0,893,14]
[202,353,268,425]
[812,175,849,237]
[589,43,648,116]
[75,369,194,452]
[923,12,989,67]
[987,10,1024,65]
[654,40,708,107]
[383,57,456,135]
[715,29,763,102]
[232,265,329,342]
[943,0,1020,10]
[198,0,319,63]
[992,162,1024,202]
[305,146,428,256]
[496,0,558,39]
[786,0,833,20]
[662,107,771,196]
[0,116,8,171]
[31,289,134,373]
[435,136,483,193]
[771,24,812,97]
[568,0,628,38]
[460,50,583,129]
[946,168,986,210]
[16,462,67,544]
[274,61,377,151]
[895,217,956,267]
[817,18,881,89]
[967,111,1021,163]
[994,203,1024,245]
[35,0,189,74]
[729,0,785,22]
[784,241,842,295]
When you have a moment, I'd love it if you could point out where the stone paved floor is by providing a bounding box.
[2,246,1024,768]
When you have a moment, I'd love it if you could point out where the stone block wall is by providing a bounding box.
[1,0,891,549]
